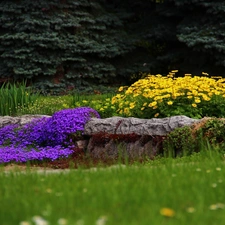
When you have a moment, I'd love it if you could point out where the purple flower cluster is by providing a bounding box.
[42,107,100,146]
[0,107,100,163]
[0,145,74,163]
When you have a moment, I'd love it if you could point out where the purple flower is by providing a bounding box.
[0,107,100,163]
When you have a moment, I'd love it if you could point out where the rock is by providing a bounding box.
[84,115,200,136]
[86,134,164,160]
[84,116,202,160]
[0,114,203,161]
[0,115,51,128]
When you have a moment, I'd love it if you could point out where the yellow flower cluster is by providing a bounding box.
[112,71,225,118]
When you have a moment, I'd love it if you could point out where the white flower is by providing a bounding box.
[32,216,49,225]
[209,203,225,210]
[58,218,67,225]
[96,216,108,225]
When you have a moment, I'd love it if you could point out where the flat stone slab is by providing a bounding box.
[84,115,201,136]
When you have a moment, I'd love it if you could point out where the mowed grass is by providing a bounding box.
[1,151,225,225]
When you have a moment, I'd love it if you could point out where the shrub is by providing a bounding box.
[196,118,225,150]
[163,126,197,157]
[111,71,225,119]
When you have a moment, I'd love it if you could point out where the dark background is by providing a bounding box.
[0,0,225,94]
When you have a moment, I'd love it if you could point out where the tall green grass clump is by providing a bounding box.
[0,81,39,116]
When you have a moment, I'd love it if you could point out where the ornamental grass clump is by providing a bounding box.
[112,71,225,119]
[0,107,100,163]
[0,81,39,116]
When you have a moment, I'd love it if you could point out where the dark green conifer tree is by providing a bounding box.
[1,0,225,93]
[141,0,225,76]
[0,0,136,94]
[175,0,225,75]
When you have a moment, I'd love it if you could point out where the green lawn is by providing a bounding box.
[1,151,225,225]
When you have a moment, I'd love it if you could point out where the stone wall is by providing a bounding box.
[84,116,201,160]
[0,115,203,160]
[0,115,51,128]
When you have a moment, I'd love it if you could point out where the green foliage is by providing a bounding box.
[0,81,39,116]
[163,126,196,157]
[16,92,118,118]
[17,95,72,116]
[197,118,225,150]
[70,93,118,118]
[163,118,225,158]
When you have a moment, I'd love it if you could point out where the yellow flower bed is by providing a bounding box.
[111,71,225,119]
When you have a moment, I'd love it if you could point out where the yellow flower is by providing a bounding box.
[125,89,133,94]
[124,108,130,115]
[192,90,198,96]
[195,98,201,103]
[148,101,157,107]
[154,113,159,117]
[187,92,192,95]
[118,86,124,92]
[141,107,145,111]
[202,95,211,101]
[133,93,140,97]
[192,103,197,108]
[167,101,173,105]
[129,102,135,109]
[143,102,147,106]
[111,97,117,104]
[154,96,161,101]
[214,91,221,95]
[160,208,175,217]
